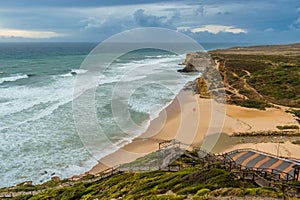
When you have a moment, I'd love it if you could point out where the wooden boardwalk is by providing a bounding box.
[226,149,300,181]
[1,140,300,198]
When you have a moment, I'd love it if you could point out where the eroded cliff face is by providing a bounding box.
[181,45,300,110]
[185,52,270,107]
[197,77,211,98]
[179,52,226,103]
[177,52,213,73]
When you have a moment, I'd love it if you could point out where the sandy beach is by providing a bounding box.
[89,89,299,174]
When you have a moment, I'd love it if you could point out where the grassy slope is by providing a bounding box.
[209,44,300,110]
[10,168,287,200]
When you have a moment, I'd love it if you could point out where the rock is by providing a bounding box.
[51,176,61,182]
[40,171,47,175]
[16,181,33,186]
[178,52,211,73]
[70,175,81,181]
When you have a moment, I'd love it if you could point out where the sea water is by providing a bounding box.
[0,42,248,187]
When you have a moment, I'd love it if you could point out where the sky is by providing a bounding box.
[0,0,299,43]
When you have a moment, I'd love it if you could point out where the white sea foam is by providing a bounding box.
[60,73,73,77]
[0,76,75,130]
[0,74,28,84]
[60,69,88,77]
[72,69,88,74]
[0,51,197,188]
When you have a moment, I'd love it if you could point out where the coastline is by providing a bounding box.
[89,88,299,175]
[89,89,197,174]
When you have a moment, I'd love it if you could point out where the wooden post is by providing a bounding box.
[293,165,300,181]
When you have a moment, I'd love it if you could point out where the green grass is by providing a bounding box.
[231,99,271,110]
[9,168,261,200]
[290,109,300,118]
[208,187,284,198]
[209,53,300,109]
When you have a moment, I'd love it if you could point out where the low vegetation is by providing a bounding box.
[291,110,300,118]
[8,168,288,200]
[277,125,299,130]
[207,44,300,109]
[2,146,299,199]
[291,140,300,145]
[289,110,300,123]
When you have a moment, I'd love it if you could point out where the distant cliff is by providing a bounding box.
[180,43,300,111]
[178,52,213,72]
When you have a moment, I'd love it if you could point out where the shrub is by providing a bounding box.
[292,140,300,145]
[276,125,299,130]
[193,188,211,198]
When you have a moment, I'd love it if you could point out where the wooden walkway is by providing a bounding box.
[226,149,300,181]
[1,139,300,198]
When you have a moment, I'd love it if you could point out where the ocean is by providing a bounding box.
[0,42,249,187]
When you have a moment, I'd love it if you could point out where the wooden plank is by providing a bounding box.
[280,164,294,179]
[241,153,260,167]
[231,151,249,161]
[253,156,271,169]
[267,160,284,172]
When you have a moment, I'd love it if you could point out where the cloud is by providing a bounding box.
[0,1,299,42]
[133,9,173,28]
[289,16,300,30]
[177,26,191,32]
[195,5,205,16]
[0,29,65,39]
[264,28,274,32]
[79,17,105,30]
[190,25,247,34]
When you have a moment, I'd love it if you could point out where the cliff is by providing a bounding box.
[178,52,213,72]
[180,43,300,111]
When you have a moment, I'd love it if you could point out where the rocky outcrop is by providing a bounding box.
[180,52,227,103]
[197,77,211,98]
[51,176,61,182]
[214,58,226,71]
[16,181,33,187]
[178,52,212,73]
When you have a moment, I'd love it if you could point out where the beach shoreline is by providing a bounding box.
[88,88,299,175]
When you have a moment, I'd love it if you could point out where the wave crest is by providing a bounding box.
[0,74,29,84]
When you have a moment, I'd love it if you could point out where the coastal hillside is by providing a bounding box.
[208,43,300,110]
[0,147,289,200]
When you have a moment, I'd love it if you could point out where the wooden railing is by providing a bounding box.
[2,139,300,198]
[226,148,300,164]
